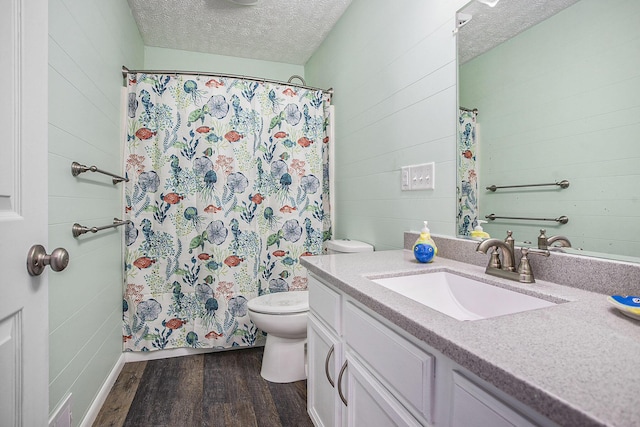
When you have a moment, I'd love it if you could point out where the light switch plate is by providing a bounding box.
[401,163,435,190]
[411,162,435,190]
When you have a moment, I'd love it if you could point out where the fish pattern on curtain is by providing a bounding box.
[457,109,478,236]
[122,73,331,351]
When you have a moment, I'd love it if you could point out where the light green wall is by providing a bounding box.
[305,0,468,250]
[48,0,583,421]
[48,0,143,423]
[459,0,640,257]
[144,46,304,82]
[47,8,304,424]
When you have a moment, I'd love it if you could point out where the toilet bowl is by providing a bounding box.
[247,290,309,383]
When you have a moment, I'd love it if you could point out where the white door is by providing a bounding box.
[0,0,51,425]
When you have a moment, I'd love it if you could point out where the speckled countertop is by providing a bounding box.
[301,250,640,427]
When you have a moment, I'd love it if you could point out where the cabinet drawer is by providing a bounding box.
[309,275,341,334]
[344,302,434,423]
[451,371,537,427]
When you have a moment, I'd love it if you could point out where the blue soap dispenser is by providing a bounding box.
[413,221,437,263]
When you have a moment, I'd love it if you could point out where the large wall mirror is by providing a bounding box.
[456,0,640,263]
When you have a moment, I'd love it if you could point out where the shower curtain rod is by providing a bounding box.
[122,66,333,95]
[460,106,478,114]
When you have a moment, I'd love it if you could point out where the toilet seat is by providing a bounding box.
[247,290,309,315]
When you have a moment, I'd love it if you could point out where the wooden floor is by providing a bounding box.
[93,347,313,427]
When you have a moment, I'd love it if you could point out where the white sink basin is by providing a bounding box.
[371,271,556,321]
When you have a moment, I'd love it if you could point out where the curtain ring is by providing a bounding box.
[287,75,306,86]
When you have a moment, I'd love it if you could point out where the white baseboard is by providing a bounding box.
[78,354,126,427]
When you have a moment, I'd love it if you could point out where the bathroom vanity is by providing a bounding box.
[302,248,640,426]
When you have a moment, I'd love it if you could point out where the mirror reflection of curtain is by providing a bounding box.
[457,109,478,236]
[122,73,331,351]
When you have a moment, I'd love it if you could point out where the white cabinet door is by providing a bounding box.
[308,315,344,427]
[0,0,49,425]
[450,372,537,427]
[345,354,423,427]
[344,301,434,423]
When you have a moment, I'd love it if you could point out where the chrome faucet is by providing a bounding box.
[538,229,572,250]
[477,231,550,283]
[476,235,516,272]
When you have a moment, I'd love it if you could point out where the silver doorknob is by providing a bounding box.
[26,245,70,276]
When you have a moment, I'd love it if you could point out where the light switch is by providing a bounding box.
[411,162,435,190]
[402,163,435,190]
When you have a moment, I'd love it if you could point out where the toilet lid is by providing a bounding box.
[247,290,309,314]
[325,239,373,253]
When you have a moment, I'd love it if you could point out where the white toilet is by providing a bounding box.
[248,290,309,383]
[325,239,374,254]
[248,239,373,383]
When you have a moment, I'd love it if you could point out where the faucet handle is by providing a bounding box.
[526,247,551,258]
[538,229,548,250]
[517,248,550,283]
[488,249,501,269]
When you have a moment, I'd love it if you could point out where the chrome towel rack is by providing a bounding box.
[486,214,569,224]
[71,161,128,184]
[72,218,132,238]
[486,180,569,192]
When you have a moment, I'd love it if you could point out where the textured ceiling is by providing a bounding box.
[458,0,580,64]
[127,0,352,65]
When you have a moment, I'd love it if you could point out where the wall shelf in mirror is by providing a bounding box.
[486,214,569,224]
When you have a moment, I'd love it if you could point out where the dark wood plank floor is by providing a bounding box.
[93,347,313,427]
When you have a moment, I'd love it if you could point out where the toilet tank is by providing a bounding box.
[324,239,374,254]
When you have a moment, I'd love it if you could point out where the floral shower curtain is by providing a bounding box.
[122,73,331,351]
[457,108,478,236]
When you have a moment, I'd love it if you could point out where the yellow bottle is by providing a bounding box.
[470,220,491,240]
[413,221,438,263]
